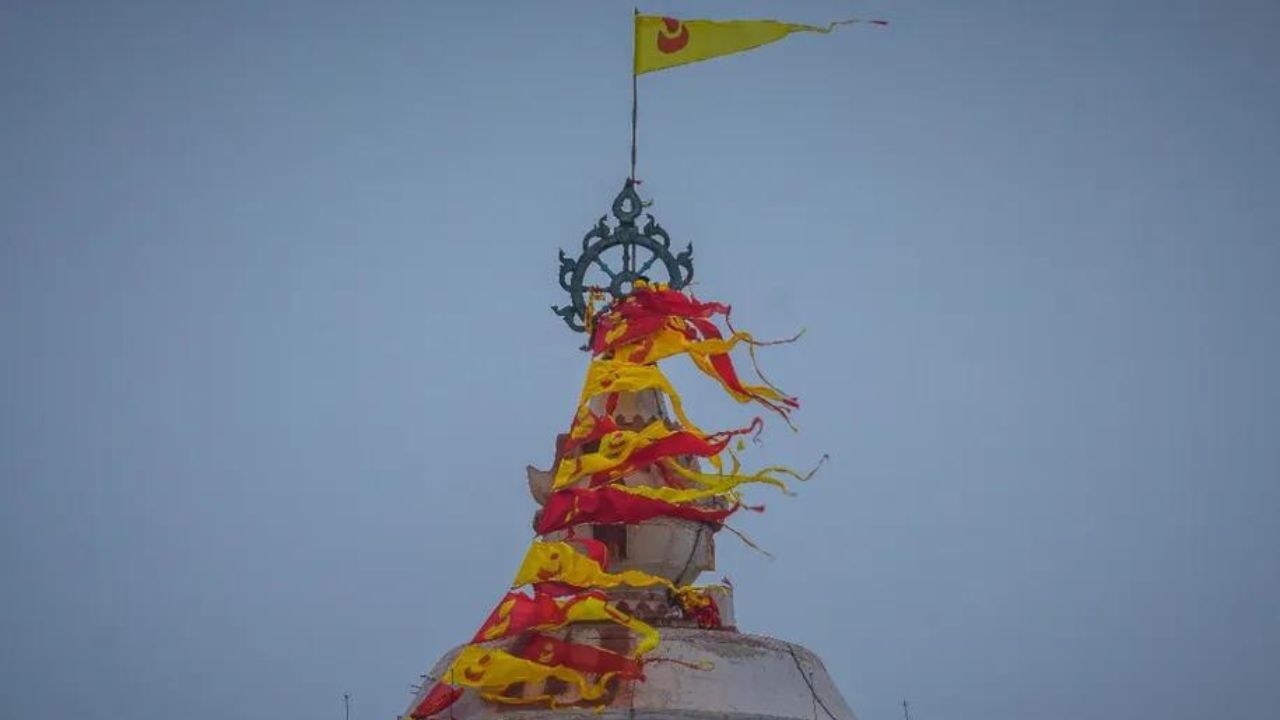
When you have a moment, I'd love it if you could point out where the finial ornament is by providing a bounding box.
[552,179,694,332]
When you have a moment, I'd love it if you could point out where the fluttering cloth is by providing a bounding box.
[406,283,807,719]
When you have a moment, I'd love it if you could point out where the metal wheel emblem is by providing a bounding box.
[552,179,694,332]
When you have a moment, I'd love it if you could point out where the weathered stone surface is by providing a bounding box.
[527,389,720,584]
[526,465,553,505]
[414,628,856,720]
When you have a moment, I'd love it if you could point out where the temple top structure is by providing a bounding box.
[400,181,857,720]
[395,8,891,717]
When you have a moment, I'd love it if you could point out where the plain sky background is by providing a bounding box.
[3,1,1278,719]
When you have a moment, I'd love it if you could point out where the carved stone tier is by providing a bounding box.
[594,585,736,629]
[527,388,721,585]
[418,628,856,720]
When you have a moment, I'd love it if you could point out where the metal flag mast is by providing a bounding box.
[630,7,640,182]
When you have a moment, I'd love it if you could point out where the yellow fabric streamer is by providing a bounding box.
[477,594,657,655]
[580,597,662,656]
[445,646,613,706]
[553,420,676,489]
[608,458,792,505]
[512,541,676,593]
[579,360,699,432]
[612,326,794,409]
[662,456,796,495]
[607,324,740,365]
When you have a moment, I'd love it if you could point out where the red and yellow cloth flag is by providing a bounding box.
[553,418,758,489]
[443,646,616,705]
[512,541,677,594]
[472,590,565,642]
[536,485,740,534]
[474,588,661,656]
[472,590,656,647]
[577,360,700,432]
[592,283,799,420]
[408,638,641,718]
[635,15,885,75]
[519,634,645,680]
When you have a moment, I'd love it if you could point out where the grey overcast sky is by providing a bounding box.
[2,1,1278,719]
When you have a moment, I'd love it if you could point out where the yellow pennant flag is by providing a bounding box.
[634,15,883,75]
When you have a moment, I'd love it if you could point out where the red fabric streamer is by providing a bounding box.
[676,588,724,630]
[591,287,731,356]
[590,285,798,418]
[688,315,799,416]
[518,634,645,680]
[472,590,608,643]
[530,581,591,598]
[536,486,738,534]
[561,411,621,456]
[585,420,762,486]
[579,537,609,565]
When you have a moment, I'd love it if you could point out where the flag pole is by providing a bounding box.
[630,8,639,182]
